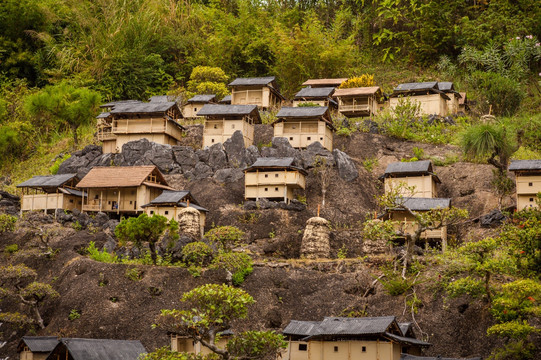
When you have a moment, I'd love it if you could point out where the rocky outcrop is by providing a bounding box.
[0,191,20,216]
[332,149,358,182]
[243,198,306,212]
[177,207,202,239]
[300,216,331,259]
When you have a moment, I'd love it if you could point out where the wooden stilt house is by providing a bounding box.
[437,82,461,115]
[244,157,307,203]
[97,99,184,153]
[170,331,232,356]
[228,77,284,109]
[389,82,450,116]
[199,104,261,147]
[380,160,440,198]
[182,94,217,118]
[18,337,59,360]
[293,87,338,110]
[332,87,383,118]
[77,166,173,215]
[509,159,541,210]
[273,107,335,151]
[44,338,146,360]
[17,174,82,215]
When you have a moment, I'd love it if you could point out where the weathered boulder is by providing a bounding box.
[245,145,260,166]
[301,142,334,169]
[91,212,110,228]
[186,162,213,180]
[178,207,202,239]
[480,209,506,228]
[102,234,118,253]
[223,130,247,168]
[207,143,228,170]
[57,144,103,178]
[261,137,300,164]
[0,190,20,202]
[333,149,358,182]
[300,217,331,259]
[214,168,244,183]
[121,139,154,165]
[142,143,179,174]
[172,146,198,173]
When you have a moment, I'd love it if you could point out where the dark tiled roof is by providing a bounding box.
[399,322,413,336]
[100,100,140,108]
[17,174,78,188]
[509,159,541,171]
[187,94,216,103]
[311,316,396,336]
[437,82,455,92]
[400,355,482,360]
[197,104,258,116]
[219,95,231,103]
[96,112,110,119]
[141,190,208,212]
[148,95,171,102]
[384,160,433,175]
[244,157,307,175]
[295,87,335,99]
[283,320,321,336]
[19,337,59,353]
[398,197,451,211]
[110,101,178,114]
[228,77,276,86]
[276,106,328,118]
[384,332,431,347]
[59,188,83,197]
[47,338,146,360]
[394,82,439,92]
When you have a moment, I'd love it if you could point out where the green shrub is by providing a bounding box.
[87,241,118,263]
[468,71,523,116]
[4,244,18,254]
[49,154,71,175]
[336,127,353,137]
[0,214,17,233]
[211,252,253,286]
[205,226,245,252]
[297,102,320,107]
[125,267,143,281]
[68,309,80,321]
[181,241,213,267]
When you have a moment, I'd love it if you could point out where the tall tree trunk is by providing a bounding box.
[402,235,415,279]
[32,303,45,329]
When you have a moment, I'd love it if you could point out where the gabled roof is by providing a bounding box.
[17,174,79,189]
[509,159,541,171]
[228,77,276,86]
[394,82,439,92]
[197,104,261,123]
[283,320,321,336]
[381,160,440,183]
[149,95,171,103]
[187,94,216,103]
[302,78,348,87]
[459,92,467,105]
[399,322,415,338]
[383,332,431,347]
[295,87,335,99]
[333,87,382,97]
[244,157,307,175]
[110,101,181,115]
[96,112,111,119]
[219,95,231,104]
[46,338,146,360]
[394,197,451,211]
[141,190,208,212]
[77,166,171,189]
[437,82,454,92]
[100,100,140,109]
[18,337,59,353]
[276,106,328,118]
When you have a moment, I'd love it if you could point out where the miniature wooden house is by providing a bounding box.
[244,157,307,203]
[301,78,348,88]
[97,99,185,154]
[142,190,208,236]
[380,160,441,198]
[273,107,335,151]
[18,337,59,360]
[509,160,541,210]
[77,166,173,215]
[228,77,284,109]
[438,82,461,115]
[384,197,451,246]
[293,87,338,110]
[44,338,146,360]
[199,104,261,147]
[332,87,383,118]
[282,316,430,360]
[17,174,82,214]
[170,331,232,356]
[389,82,449,117]
[182,94,216,118]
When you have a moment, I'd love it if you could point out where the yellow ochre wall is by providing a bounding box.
[389,94,448,116]
[203,119,255,148]
[21,193,82,213]
[273,121,333,151]
[83,186,162,213]
[515,174,541,210]
[183,103,206,118]
[389,211,448,244]
[231,86,280,108]
[283,340,401,360]
[171,335,228,356]
[384,176,437,198]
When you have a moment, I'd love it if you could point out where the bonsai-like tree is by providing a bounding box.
[155,284,286,360]
[0,264,59,329]
[185,66,229,100]
[363,184,468,278]
[115,213,178,265]
[25,82,101,148]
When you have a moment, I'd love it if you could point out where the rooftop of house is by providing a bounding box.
[332,86,382,98]
[197,104,262,123]
[509,159,541,171]
[18,337,59,353]
[244,157,307,175]
[391,197,451,211]
[76,166,171,189]
[276,106,329,118]
[141,190,208,212]
[187,94,216,103]
[100,100,140,109]
[301,78,348,87]
[149,95,175,103]
[228,76,276,87]
[391,82,451,100]
[295,87,335,98]
[219,95,231,103]
[283,317,430,347]
[46,338,146,360]
[381,160,440,183]
[109,101,181,115]
[17,173,79,189]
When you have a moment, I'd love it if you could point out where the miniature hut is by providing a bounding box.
[199,104,261,147]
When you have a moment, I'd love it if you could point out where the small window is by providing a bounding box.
[165,211,169,215]
[232,124,235,129]
[275,187,278,191]
[298,344,307,351]
[362,346,366,352]
[289,137,293,140]
[529,182,533,186]
[214,124,218,129]
[131,190,135,195]
[275,174,279,177]
[95,195,99,200]
[212,139,215,143]
[307,136,311,140]
[530,198,534,202]
[265,188,268,191]
[334,346,338,352]
[130,201,133,204]
[320,137,323,140]
[292,126,296,129]
[194,108,197,112]
[108,201,111,205]
[78,201,82,204]
[265,174,268,178]
[69,199,74,203]
[150,211,154,214]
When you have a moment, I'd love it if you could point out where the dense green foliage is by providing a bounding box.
[0,213,17,233]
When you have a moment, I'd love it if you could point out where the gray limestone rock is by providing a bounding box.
[223,130,247,168]
[301,142,334,169]
[214,168,245,183]
[332,149,358,182]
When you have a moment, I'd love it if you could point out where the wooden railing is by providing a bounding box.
[339,104,370,112]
